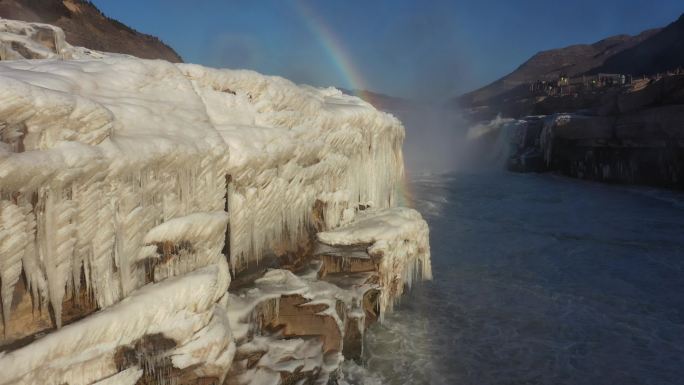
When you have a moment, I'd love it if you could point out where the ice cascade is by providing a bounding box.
[0,19,431,385]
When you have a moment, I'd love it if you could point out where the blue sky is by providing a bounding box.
[92,0,684,101]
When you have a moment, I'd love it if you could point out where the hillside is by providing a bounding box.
[590,13,684,76]
[0,0,182,62]
[460,29,659,107]
[458,14,684,109]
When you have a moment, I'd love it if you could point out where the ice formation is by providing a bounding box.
[318,207,432,317]
[0,265,231,385]
[0,18,431,384]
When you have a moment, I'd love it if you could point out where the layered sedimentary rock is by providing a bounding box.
[506,106,684,187]
[0,19,431,384]
[498,74,684,188]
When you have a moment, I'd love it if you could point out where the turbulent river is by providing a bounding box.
[341,171,684,385]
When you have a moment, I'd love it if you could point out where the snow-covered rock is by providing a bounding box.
[318,207,432,317]
[0,18,429,384]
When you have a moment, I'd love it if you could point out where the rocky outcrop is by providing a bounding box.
[506,105,684,187]
[457,12,684,189]
[0,20,431,384]
[0,0,182,62]
[224,207,431,385]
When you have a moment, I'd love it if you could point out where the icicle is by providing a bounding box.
[0,200,28,327]
[37,188,77,328]
[0,40,426,383]
[20,201,48,309]
[90,185,120,308]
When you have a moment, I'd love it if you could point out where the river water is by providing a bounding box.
[341,171,684,385]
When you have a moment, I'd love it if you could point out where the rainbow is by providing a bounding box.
[397,174,416,208]
[293,1,371,98]
[294,1,415,207]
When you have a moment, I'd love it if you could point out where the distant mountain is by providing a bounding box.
[459,13,684,109]
[459,30,659,107]
[0,0,182,62]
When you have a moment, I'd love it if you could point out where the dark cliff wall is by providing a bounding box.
[508,102,684,188]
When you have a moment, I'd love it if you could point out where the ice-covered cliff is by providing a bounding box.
[0,19,431,384]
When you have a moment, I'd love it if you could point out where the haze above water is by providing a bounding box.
[342,169,684,385]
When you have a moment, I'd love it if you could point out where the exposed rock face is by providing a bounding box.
[0,19,431,385]
[0,0,182,62]
[456,12,684,189]
[480,72,684,122]
[506,105,684,187]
